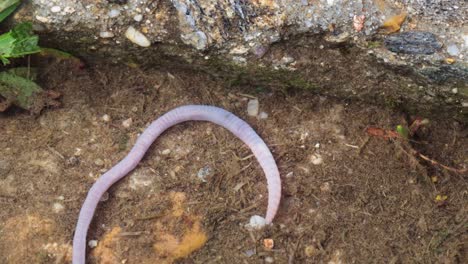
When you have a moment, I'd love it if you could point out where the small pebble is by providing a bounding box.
[244,249,256,257]
[446,43,460,56]
[246,215,267,229]
[197,165,212,182]
[125,26,151,47]
[50,6,61,13]
[285,172,294,178]
[101,114,111,122]
[265,256,274,263]
[94,159,104,166]
[122,118,132,128]
[247,99,259,117]
[161,149,171,155]
[131,106,138,112]
[88,240,98,248]
[314,143,321,148]
[310,154,323,165]
[53,203,64,213]
[133,14,143,22]
[74,148,82,156]
[258,111,268,119]
[451,88,458,94]
[99,31,115,39]
[108,9,121,18]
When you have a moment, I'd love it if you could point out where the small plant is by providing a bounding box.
[0,1,60,113]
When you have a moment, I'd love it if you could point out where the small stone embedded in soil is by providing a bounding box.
[265,256,274,263]
[53,203,64,213]
[446,43,460,56]
[94,159,105,166]
[384,32,442,54]
[133,14,143,22]
[99,32,115,39]
[197,165,212,182]
[50,6,61,13]
[244,249,256,257]
[101,114,111,122]
[108,9,121,18]
[161,149,171,155]
[246,215,267,229]
[258,111,268,119]
[247,99,259,117]
[88,240,98,248]
[125,26,151,47]
[304,245,318,257]
[310,154,323,165]
[122,118,132,128]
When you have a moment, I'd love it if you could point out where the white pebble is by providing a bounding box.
[125,26,151,47]
[108,9,121,18]
[53,203,64,213]
[99,31,115,39]
[246,215,267,230]
[265,256,274,263]
[258,111,268,119]
[310,154,323,165]
[101,114,111,122]
[133,14,143,22]
[314,143,320,149]
[88,240,98,248]
[161,149,171,155]
[247,99,259,117]
[447,43,460,56]
[122,118,133,128]
[451,88,458,94]
[50,6,61,13]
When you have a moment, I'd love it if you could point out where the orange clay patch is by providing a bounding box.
[2,214,56,262]
[92,226,122,264]
[381,13,407,33]
[92,191,207,263]
[153,191,208,262]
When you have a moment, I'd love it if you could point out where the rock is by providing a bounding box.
[122,118,132,128]
[310,154,323,165]
[99,32,115,39]
[197,165,212,182]
[94,159,104,166]
[108,9,121,18]
[53,203,64,213]
[50,6,61,13]
[133,14,143,22]
[446,43,460,56]
[161,149,171,155]
[246,215,267,230]
[101,114,111,122]
[258,112,268,119]
[88,240,98,248]
[247,99,259,117]
[125,27,151,47]
[9,0,467,122]
[384,32,442,55]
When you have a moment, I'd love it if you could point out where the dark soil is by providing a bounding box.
[0,61,466,264]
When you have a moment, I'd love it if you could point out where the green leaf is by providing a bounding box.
[396,125,409,139]
[0,22,41,65]
[0,1,20,24]
[0,70,43,110]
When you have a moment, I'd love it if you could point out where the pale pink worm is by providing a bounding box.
[72,105,281,264]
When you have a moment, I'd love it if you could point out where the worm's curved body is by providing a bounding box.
[72,105,281,264]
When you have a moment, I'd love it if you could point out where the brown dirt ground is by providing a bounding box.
[0,62,467,264]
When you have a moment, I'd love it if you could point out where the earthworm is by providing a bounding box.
[72,105,281,263]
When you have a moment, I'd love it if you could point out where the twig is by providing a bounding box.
[418,153,467,174]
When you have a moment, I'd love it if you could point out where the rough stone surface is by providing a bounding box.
[7,0,468,120]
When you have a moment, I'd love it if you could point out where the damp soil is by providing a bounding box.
[0,62,466,264]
